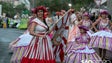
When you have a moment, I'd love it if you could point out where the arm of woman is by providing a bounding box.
[49,18,53,23]
[92,19,100,32]
[77,20,82,26]
[109,21,112,29]
[52,33,61,46]
[27,18,30,26]
[90,20,94,30]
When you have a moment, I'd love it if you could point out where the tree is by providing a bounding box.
[0,1,28,18]
[32,0,94,11]
[14,4,27,14]
[70,0,94,10]
[0,1,15,17]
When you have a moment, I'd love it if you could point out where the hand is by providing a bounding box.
[53,39,61,46]
[53,42,61,46]
[9,40,17,48]
[46,31,51,35]
[96,30,99,32]
[95,29,99,32]
[61,24,65,28]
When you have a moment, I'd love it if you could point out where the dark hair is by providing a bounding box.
[43,19,49,31]
[43,12,49,31]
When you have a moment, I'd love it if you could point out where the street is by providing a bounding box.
[0,28,25,63]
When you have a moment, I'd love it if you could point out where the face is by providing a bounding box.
[77,14,82,19]
[80,28,85,33]
[101,14,107,19]
[37,10,44,18]
[84,16,89,20]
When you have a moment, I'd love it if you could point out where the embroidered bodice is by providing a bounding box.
[76,34,90,44]
[98,18,109,30]
[82,20,91,29]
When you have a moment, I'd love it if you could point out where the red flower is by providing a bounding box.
[36,6,48,13]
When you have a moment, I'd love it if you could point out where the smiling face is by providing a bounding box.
[101,14,107,19]
[37,10,44,19]
[80,28,85,34]
[84,15,89,20]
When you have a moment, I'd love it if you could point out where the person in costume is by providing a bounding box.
[44,12,53,27]
[2,13,8,28]
[53,11,61,22]
[9,8,36,52]
[65,26,102,63]
[92,10,112,32]
[66,10,81,54]
[53,10,72,63]
[75,12,82,24]
[21,6,55,63]
[9,8,36,63]
[69,9,77,24]
[60,10,66,16]
[90,10,112,59]
[68,10,80,34]
[78,12,93,30]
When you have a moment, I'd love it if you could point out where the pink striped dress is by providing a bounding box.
[89,18,112,51]
[21,18,55,63]
[65,33,102,63]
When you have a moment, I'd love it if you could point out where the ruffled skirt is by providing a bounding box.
[9,31,33,52]
[65,46,102,63]
[10,46,27,63]
[89,31,112,51]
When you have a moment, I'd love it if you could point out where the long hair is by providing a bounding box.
[43,19,49,31]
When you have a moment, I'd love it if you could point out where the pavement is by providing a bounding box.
[0,28,25,63]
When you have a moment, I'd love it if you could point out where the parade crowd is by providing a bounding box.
[0,12,29,29]
[8,6,112,63]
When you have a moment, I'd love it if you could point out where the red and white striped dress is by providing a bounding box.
[21,18,55,63]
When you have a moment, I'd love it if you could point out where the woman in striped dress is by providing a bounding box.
[78,12,93,33]
[90,10,112,59]
[21,6,55,63]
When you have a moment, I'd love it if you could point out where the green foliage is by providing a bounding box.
[18,18,28,30]
[70,0,94,10]
[50,0,69,11]
[34,0,94,11]
[36,0,69,11]
[0,0,94,18]
[14,4,26,14]
[0,1,27,18]
[0,1,15,17]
